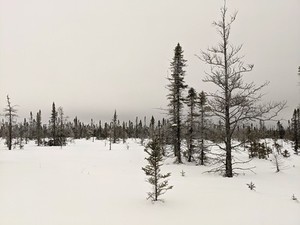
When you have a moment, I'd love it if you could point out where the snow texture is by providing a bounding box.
[0,139,299,225]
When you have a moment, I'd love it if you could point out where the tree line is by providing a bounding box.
[1,1,299,182]
[1,95,298,152]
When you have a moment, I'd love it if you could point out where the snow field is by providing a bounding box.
[0,139,299,225]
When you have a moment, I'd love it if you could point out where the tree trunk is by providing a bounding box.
[154,161,158,201]
[8,113,12,150]
[223,10,233,177]
[176,97,182,163]
[200,104,205,165]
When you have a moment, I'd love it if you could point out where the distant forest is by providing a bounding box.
[1,2,299,178]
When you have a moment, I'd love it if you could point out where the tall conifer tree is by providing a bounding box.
[167,43,187,163]
[36,110,42,146]
[112,110,118,143]
[292,108,299,154]
[186,87,198,162]
[50,102,58,145]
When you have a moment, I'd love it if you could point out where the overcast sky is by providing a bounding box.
[0,0,299,124]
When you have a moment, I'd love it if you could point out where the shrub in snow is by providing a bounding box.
[246,182,256,191]
[291,194,298,201]
[282,149,290,158]
[142,139,173,202]
[248,141,271,159]
[180,170,186,177]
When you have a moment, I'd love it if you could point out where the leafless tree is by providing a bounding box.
[4,95,18,150]
[298,66,300,86]
[57,107,67,147]
[109,122,112,150]
[198,1,286,177]
[271,152,284,173]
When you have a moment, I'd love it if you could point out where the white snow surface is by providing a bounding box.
[0,139,299,225]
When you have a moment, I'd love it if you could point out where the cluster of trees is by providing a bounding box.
[291,108,300,154]
[0,97,175,149]
[165,2,289,177]
[1,2,298,182]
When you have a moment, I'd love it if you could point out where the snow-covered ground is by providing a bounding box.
[0,139,299,225]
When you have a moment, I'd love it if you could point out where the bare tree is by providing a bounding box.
[4,95,17,150]
[57,107,67,147]
[198,1,286,177]
[298,66,300,86]
[109,122,112,150]
[271,148,284,173]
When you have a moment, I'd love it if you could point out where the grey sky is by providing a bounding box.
[0,0,299,124]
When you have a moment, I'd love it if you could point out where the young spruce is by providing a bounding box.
[142,139,173,202]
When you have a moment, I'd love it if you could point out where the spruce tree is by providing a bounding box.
[36,110,42,146]
[149,116,155,139]
[292,108,299,154]
[186,87,198,162]
[50,102,58,146]
[167,43,187,163]
[198,91,209,165]
[142,139,173,202]
[73,117,79,139]
[277,121,285,139]
[122,121,127,143]
[29,111,34,140]
[112,110,118,143]
[23,118,29,144]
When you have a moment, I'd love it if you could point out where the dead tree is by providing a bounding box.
[4,95,18,150]
[198,1,286,177]
[57,107,67,147]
